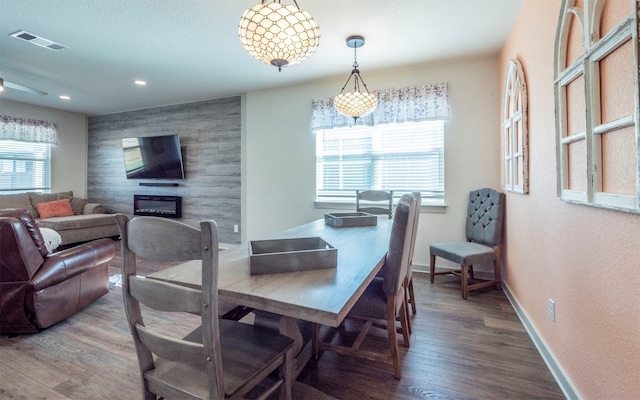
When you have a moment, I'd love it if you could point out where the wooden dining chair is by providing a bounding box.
[404,191,421,324]
[374,191,420,336]
[314,194,416,379]
[114,214,295,400]
[356,189,394,218]
[429,188,506,300]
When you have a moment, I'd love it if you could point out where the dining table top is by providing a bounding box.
[146,217,393,327]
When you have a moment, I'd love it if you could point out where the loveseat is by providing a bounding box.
[0,209,117,333]
[0,191,119,246]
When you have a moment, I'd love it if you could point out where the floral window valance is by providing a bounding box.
[0,115,58,144]
[311,82,450,130]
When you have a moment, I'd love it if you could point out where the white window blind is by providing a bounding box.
[316,120,445,201]
[0,140,51,194]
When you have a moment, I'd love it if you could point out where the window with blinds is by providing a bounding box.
[315,120,445,202]
[0,140,51,194]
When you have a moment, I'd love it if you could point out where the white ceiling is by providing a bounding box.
[0,0,524,117]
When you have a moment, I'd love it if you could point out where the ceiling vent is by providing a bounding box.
[10,30,68,51]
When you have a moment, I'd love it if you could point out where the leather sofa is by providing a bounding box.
[0,209,117,334]
[0,191,119,246]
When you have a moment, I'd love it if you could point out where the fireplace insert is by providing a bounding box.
[134,195,182,218]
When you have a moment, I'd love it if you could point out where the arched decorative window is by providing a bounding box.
[554,0,639,212]
[503,58,529,194]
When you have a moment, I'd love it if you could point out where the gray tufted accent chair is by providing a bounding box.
[429,188,505,299]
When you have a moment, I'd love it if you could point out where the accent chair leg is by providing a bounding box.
[461,264,469,300]
[429,254,436,283]
[493,259,502,291]
[494,247,502,291]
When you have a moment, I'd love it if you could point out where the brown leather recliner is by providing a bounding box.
[0,208,117,334]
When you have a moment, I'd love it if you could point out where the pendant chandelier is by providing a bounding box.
[334,35,377,120]
[238,0,320,72]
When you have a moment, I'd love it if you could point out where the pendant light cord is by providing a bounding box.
[338,43,372,94]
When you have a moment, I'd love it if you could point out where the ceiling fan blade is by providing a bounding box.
[4,80,48,96]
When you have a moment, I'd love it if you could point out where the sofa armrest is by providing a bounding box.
[83,203,106,214]
[28,238,117,291]
[0,218,45,334]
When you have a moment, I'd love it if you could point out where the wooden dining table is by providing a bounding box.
[146,217,393,377]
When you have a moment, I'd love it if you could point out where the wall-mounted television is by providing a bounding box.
[122,134,185,180]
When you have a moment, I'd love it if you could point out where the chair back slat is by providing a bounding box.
[356,190,394,218]
[465,188,505,246]
[126,216,204,262]
[129,275,202,314]
[383,194,416,296]
[135,323,205,367]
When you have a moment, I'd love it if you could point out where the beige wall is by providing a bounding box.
[0,99,88,197]
[244,56,501,271]
[499,1,640,398]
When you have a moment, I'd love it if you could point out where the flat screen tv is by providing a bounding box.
[122,134,185,179]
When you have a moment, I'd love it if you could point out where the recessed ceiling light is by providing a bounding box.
[134,80,147,86]
[59,95,71,100]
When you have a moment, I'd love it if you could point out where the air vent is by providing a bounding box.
[10,30,68,51]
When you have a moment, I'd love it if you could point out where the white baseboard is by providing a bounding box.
[502,283,582,400]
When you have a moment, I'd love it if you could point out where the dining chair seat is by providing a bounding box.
[152,320,295,399]
[429,241,496,265]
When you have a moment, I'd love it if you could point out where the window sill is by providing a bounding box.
[314,200,447,214]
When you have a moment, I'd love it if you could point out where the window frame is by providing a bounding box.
[314,120,447,212]
[554,0,639,213]
[503,58,529,194]
[0,139,52,194]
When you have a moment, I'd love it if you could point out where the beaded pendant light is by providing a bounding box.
[334,35,377,120]
[238,0,320,71]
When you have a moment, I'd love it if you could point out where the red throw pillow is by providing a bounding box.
[36,198,75,218]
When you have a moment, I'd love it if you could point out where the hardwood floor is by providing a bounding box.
[0,257,565,400]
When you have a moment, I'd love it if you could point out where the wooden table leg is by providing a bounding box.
[253,310,308,377]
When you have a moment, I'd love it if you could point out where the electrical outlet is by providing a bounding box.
[548,298,555,322]
[234,224,239,233]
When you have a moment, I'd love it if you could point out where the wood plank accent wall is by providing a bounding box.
[87,97,241,244]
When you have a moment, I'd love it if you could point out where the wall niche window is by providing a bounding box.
[503,58,529,194]
[554,0,639,212]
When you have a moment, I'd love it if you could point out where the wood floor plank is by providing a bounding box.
[0,258,565,400]
[0,346,71,388]
[0,361,69,399]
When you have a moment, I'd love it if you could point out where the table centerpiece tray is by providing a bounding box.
[324,212,377,227]
[249,236,337,275]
